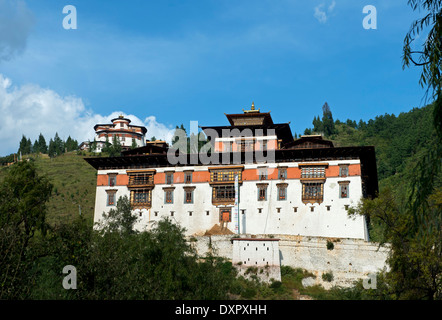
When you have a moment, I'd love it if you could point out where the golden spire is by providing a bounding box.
[244,101,260,113]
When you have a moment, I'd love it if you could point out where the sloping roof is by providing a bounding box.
[284,135,334,149]
[225,112,274,126]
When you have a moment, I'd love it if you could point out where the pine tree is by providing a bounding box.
[321,102,336,137]
[38,133,48,154]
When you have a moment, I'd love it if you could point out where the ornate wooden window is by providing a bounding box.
[130,189,152,207]
[302,182,324,204]
[300,166,326,179]
[127,170,155,208]
[212,185,236,204]
[299,163,327,204]
[127,171,154,188]
[210,169,242,183]
[209,166,242,205]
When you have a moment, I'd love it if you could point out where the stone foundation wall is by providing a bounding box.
[191,234,390,289]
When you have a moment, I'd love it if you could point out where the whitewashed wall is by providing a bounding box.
[94,160,369,240]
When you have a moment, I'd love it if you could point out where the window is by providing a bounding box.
[257,184,268,201]
[301,166,326,179]
[277,184,287,201]
[258,167,267,180]
[262,140,267,151]
[120,122,124,128]
[108,174,117,187]
[184,172,192,184]
[106,190,116,206]
[278,168,287,180]
[184,187,195,204]
[212,185,235,203]
[238,139,254,152]
[339,182,349,198]
[211,169,241,182]
[166,172,174,184]
[128,172,154,187]
[302,182,324,204]
[130,189,152,207]
[339,165,349,177]
[164,189,174,204]
[223,141,233,152]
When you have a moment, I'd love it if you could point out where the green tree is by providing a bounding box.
[65,136,78,152]
[131,137,137,149]
[321,102,336,137]
[38,133,48,154]
[97,196,138,235]
[349,186,441,299]
[0,160,53,298]
[18,135,32,155]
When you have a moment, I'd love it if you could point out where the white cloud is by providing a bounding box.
[314,1,336,24]
[0,74,175,155]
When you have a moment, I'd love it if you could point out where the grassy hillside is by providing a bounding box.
[0,152,97,226]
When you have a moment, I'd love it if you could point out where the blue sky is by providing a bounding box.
[0,0,427,155]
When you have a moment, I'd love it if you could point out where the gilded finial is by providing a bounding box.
[244,101,260,113]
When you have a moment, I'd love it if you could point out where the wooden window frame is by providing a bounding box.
[301,181,324,204]
[277,183,288,201]
[257,183,268,201]
[163,187,175,204]
[130,188,152,208]
[184,171,193,184]
[212,184,236,204]
[339,181,350,199]
[339,165,349,177]
[106,190,117,206]
[108,174,117,187]
[183,186,195,204]
[278,168,287,180]
[165,172,174,185]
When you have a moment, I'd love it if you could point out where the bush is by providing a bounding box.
[326,240,334,250]
[322,272,334,282]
